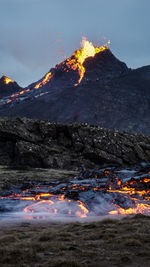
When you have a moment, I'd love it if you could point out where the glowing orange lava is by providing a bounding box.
[76,200,89,218]
[66,37,110,86]
[109,203,150,215]
[34,72,53,89]
[23,195,89,218]
[4,76,14,85]
[108,177,150,215]
[1,189,89,219]
[1,169,150,220]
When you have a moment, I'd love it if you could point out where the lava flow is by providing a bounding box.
[108,176,150,215]
[0,190,89,220]
[1,167,150,221]
[66,37,110,86]
[3,76,14,85]
[34,72,53,89]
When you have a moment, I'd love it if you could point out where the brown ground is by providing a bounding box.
[0,214,150,267]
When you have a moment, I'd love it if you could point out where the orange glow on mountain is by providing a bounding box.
[4,76,14,85]
[34,72,53,89]
[66,37,110,86]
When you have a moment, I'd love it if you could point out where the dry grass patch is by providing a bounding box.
[0,215,150,266]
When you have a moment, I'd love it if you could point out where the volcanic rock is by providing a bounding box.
[0,117,149,169]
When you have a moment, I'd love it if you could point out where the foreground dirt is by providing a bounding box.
[0,214,149,267]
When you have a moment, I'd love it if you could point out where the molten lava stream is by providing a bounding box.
[34,72,53,89]
[4,76,14,85]
[23,194,89,220]
[66,37,110,86]
[108,180,150,215]
[109,202,150,216]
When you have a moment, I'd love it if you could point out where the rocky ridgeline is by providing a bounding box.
[0,117,150,169]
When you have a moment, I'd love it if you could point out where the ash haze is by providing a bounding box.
[0,0,149,87]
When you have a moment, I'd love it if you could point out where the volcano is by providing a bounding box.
[0,38,150,134]
[0,76,21,98]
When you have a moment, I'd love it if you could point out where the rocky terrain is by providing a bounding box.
[0,117,150,169]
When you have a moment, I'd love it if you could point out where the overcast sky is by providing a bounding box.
[0,0,149,87]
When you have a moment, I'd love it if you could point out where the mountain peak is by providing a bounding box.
[0,75,21,98]
[30,37,127,91]
[0,76,14,85]
[83,49,129,81]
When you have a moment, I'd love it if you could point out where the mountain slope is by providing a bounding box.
[0,39,150,134]
[27,49,129,91]
[0,64,150,134]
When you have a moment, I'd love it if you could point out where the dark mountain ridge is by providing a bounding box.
[0,48,150,135]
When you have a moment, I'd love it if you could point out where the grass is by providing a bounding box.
[0,165,78,194]
[0,214,150,266]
